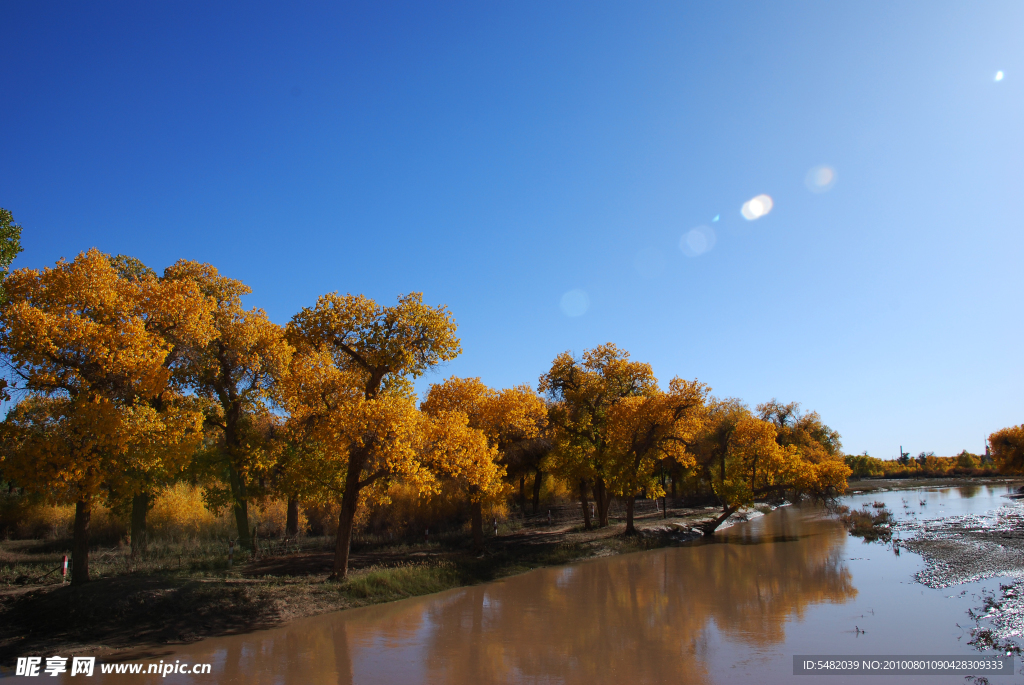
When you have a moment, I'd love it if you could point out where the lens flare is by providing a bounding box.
[680,225,716,257]
[741,194,773,221]
[560,289,590,317]
[805,165,836,193]
[995,71,1004,82]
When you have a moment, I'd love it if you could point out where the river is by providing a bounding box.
[8,485,1021,684]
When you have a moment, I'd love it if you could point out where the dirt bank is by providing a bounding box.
[847,476,1024,494]
[0,505,730,661]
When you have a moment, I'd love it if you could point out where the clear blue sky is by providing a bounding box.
[2,2,1021,458]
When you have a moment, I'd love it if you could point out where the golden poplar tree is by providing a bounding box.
[990,425,1024,473]
[604,377,708,533]
[283,292,460,579]
[690,399,850,534]
[421,377,545,546]
[420,409,502,549]
[540,344,657,527]
[163,260,293,549]
[0,249,214,582]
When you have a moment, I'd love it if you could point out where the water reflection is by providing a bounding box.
[957,484,981,498]
[335,507,853,684]
[47,506,854,684]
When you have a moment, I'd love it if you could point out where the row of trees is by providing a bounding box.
[0,213,851,585]
[844,450,994,478]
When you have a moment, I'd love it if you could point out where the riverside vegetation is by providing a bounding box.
[0,206,1021,655]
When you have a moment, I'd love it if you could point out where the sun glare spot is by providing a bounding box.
[805,165,836,193]
[680,225,716,257]
[560,289,590,317]
[741,194,773,221]
[995,70,1004,82]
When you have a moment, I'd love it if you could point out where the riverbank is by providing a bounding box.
[0,505,723,660]
[6,476,1019,661]
[848,476,1024,590]
[897,494,1024,588]
[847,475,1023,494]
[875,479,1024,653]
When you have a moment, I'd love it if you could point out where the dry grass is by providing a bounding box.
[839,505,894,542]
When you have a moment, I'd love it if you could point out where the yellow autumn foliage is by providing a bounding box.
[148,484,305,540]
[12,503,122,541]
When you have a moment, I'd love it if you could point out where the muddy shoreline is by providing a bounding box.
[0,506,724,661]
[4,476,1020,662]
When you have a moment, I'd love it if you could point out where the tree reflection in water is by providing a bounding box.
[339,506,855,684]
[112,507,853,685]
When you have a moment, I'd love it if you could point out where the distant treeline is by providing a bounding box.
[844,451,995,479]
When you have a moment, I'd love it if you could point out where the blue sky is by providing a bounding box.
[2,2,1021,458]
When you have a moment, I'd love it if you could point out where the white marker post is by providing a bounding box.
[61,555,68,583]
[228,540,235,568]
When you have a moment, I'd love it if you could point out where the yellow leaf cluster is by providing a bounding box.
[989,424,1024,474]
[0,250,215,503]
[604,377,708,498]
[422,410,503,502]
[540,343,658,486]
[287,292,460,400]
[1,394,203,503]
[691,399,851,511]
[1,248,216,401]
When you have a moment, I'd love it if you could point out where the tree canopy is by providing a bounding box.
[0,242,860,582]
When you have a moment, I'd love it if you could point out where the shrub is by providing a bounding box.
[149,483,303,541]
[840,506,893,542]
[149,483,233,540]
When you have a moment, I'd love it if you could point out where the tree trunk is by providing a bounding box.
[658,469,668,520]
[624,496,637,535]
[331,454,365,580]
[130,492,149,555]
[228,465,251,549]
[72,498,91,585]
[286,497,300,537]
[470,500,483,551]
[701,504,739,535]
[531,469,543,514]
[579,479,592,530]
[593,478,611,527]
[233,500,250,549]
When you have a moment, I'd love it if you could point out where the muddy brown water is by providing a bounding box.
[5,486,1020,684]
